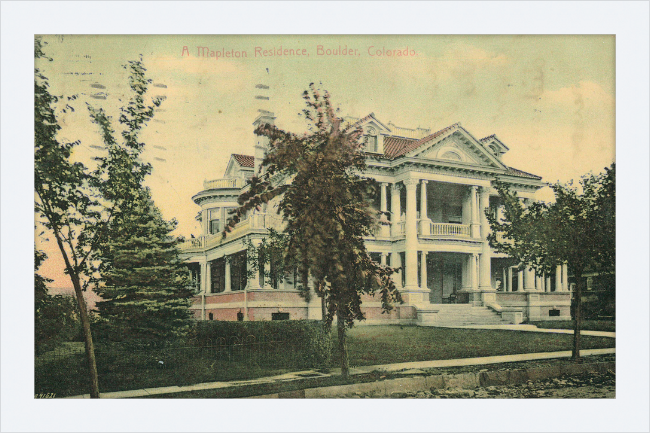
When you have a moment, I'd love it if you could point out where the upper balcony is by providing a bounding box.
[375,220,472,240]
[203,177,245,190]
[179,212,286,253]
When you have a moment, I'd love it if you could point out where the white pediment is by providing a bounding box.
[409,129,508,169]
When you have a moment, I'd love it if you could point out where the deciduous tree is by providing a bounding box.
[35,37,103,397]
[487,163,615,359]
[225,84,402,376]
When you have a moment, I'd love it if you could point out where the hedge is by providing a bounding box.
[190,320,332,368]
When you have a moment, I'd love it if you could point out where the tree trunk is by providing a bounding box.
[572,269,584,360]
[71,275,101,397]
[52,233,100,398]
[336,311,349,378]
[321,293,327,322]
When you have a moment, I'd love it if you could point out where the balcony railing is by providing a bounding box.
[203,177,244,190]
[179,212,282,252]
[182,216,474,253]
[424,222,471,237]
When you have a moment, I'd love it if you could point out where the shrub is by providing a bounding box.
[190,320,332,368]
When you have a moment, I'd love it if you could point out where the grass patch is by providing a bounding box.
[35,326,615,397]
[332,326,615,367]
[529,320,615,333]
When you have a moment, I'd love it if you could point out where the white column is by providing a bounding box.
[478,187,492,290]
[470,186,481,238]
[380,253,387,266]
[555,265,562,292]
[202,209,209,236]
[380,183,390,237]
[224,257,231,292]
[508,267,513,292]
[502,267,507,292]
[467,254,478,290]
[517,269,524,292]
[263,260,272,289]
[204,261,212,294]
[562,263,569,292]
[404,179,419,290]
[220,207,226,233]
[536,273,542,291]
[524,267,535,291]
[201,262,208,293]
[391,183,402,237]
[420,180,430,235]
[420,252,428,290]
[545,274,552,293]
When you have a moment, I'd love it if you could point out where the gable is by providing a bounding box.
[407,127,508,169]
[224,154,254,178]
[415,135,488,166]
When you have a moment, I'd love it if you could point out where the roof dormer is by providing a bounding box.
[479,134,509,159]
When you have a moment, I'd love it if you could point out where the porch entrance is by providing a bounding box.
[427,253,464,304]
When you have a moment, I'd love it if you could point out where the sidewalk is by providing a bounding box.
[428,324,616,339]
[65,344,616,399]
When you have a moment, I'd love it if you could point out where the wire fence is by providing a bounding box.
[36,335,312,397]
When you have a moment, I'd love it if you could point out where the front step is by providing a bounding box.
[416,305,513,326]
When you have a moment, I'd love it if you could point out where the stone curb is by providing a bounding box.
[258,361,615,399]
[64,348,615,398]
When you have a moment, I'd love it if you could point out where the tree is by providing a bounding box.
[487,163,615,359]
[35,248,81,355]
[35,37,103,397]
[224,84,402,377]
[92,190,194,345]
[88,59,193,345]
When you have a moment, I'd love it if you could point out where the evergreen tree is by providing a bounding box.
[225,84,402,377]
[88,59,192,345]
[93,190,193,344]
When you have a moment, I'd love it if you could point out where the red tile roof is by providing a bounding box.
[505,166,542,180]
[232,154,254,168]
[385,123,460,159]
[383,136,418,159]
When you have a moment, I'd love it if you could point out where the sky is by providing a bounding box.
[35,34,615,290]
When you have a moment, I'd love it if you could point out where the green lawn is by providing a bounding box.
[334,326,615,367]
[529,320,616,333]
[35,325,615,397]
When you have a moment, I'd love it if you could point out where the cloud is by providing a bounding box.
[541,80,614,108]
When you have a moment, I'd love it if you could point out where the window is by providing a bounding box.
[272,312,290,321]
[208,313,214,320]
[366,127,378,152]
[447,204,463,224]
[230,251,248,291]
[210,258,226,293]
[208,208,220,234]
[367,135,378,152]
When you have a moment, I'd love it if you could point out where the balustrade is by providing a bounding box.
[427,222,471,237]
[203,177,244,190]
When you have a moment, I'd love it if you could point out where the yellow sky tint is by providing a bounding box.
[36,34,615,289]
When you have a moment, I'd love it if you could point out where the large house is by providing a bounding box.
[179,112,572,325]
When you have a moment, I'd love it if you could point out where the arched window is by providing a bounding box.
[489,144,499,157]
[440,150,462,161]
